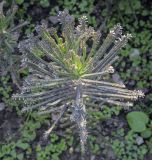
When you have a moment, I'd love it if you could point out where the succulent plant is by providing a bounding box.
[0,1,28,88]
[13,10,144,152]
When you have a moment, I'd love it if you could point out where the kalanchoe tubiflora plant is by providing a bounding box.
[13,10,144,152]
[0,1,28,88]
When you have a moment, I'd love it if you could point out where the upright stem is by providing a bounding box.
[71,82,87,153]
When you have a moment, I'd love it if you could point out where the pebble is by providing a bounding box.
[0,103,5,111]
[130,48,140,58]
[136,136,144,145]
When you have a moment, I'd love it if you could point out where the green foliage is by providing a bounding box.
[118,0,141,14]
[88,135,100,155]
[36,134,67,160]
[111,130,148,160]
[0,1,28,88]
[14,0,50,7]
[141,120,152,139]
[146,137,152,154]
[141,129,152,139]
[58,0,96,25]
[90,105,122,121]
[39,0,50,8]
[15,0,24,5]
[126,111,149,132]
[101,0,152,111]
[0,140,30,160]
[0,76,19,108]
[0,112,50,160]
[16,140,29,150]
[21,113,49,142]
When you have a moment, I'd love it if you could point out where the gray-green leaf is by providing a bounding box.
[126,111,149,132]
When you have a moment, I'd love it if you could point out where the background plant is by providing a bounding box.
[0,1,28,88]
